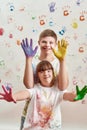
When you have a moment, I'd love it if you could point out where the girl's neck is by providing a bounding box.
[40,82,53,88]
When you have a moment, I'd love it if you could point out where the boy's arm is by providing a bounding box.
[52,39,69,90]
[23,57,34,88]
[58,58,69,90]
[21,38,38,88]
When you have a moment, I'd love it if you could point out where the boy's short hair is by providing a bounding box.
[39,29,57,42]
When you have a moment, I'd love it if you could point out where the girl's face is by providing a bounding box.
[38,36,57,55]
[38,68,53,87]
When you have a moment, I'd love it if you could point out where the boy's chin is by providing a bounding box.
[45,50,52,54]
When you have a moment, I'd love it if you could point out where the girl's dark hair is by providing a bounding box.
[36,60,55,85]
[39,29,57,42]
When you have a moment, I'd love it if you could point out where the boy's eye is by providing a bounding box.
[50,42,53,44]
[42,41,47,43]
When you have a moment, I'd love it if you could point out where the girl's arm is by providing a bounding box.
[0,85,30,103]
[13,90,30,102]
[63,92,76,102]
[63,85,87,102]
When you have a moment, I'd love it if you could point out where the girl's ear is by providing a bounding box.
[37,73,40,83]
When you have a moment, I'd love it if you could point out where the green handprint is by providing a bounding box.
[74,85,87,101]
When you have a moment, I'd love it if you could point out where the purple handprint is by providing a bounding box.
[21,38,38,57]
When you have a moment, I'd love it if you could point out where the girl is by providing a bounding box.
[0,60,86,130]
[20,29,69,130]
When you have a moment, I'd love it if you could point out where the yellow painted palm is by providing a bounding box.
[52,39,68,60]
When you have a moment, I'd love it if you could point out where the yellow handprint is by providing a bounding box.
[52,39,68,60]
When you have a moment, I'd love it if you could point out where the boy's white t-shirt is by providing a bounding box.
[23,83,64,130]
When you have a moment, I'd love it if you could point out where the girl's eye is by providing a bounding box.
[40,71,43,73]
[47,69,52,72]
[39,69,52,73]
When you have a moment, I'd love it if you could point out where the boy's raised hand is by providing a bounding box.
[0,85,16,103]
[21,38,38,57]
[74,85,87,101]
[52,39,68,60]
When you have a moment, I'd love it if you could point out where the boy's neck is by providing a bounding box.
[39,53,55,62]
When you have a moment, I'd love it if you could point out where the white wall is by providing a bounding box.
[0,0,87,129]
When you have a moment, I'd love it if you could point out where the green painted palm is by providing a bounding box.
[74,85,87,101]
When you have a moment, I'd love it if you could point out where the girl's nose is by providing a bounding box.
[43,70,48,75]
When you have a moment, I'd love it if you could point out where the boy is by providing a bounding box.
[20,29,69,130]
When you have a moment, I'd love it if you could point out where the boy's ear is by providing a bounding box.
[55,42,57,47]
[38,41,40,45]
[54,42,57,49]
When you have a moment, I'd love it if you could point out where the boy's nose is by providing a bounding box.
[45,42,50,46]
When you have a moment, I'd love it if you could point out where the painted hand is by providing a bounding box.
[21,38,38,57]
[0,85,16,103]
[74,85,87,101]
[52,39,68,60]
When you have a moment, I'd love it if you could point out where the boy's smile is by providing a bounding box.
[38,36,56,54]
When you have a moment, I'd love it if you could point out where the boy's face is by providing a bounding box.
[38,69,53,87]
[38,36,57,55]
